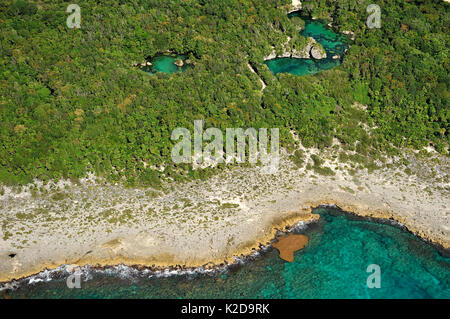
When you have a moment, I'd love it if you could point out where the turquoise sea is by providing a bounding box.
[264,15,350,76]
[2,207,449,299]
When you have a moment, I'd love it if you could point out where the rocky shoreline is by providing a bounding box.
[1,203,448,288]
[0,213,317,289]
[0,144,448,284]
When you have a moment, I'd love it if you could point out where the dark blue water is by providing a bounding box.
[2,207,449,299]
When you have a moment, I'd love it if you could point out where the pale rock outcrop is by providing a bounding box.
[291,37,316,58]
[264,37,318,60]
[310,42,327,59]
[174,59,184,67]
[264,51,277,60]
[342,30,356,41]
[288,0,302,13]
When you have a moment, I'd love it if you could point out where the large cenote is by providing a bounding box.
[264,14,350,76]
[2,207,449,299]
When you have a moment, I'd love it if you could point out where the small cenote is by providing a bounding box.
[141,54,192,75]
[264,14,350,76]
[2,207,449,299]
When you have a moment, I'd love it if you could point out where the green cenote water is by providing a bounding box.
[2,207,449,299]
[264,15,349,76]
[142,54,191,74]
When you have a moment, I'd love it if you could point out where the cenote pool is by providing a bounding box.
[141,54,191,74]
[2,207,449,299]
[264,15,350,76]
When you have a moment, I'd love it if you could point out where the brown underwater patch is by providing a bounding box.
[272,234,308,262]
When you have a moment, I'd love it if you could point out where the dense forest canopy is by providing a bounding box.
[0,0,448,186]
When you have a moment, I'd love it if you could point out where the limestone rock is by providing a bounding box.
[265,37,314,60]
[291,37,316,58]
[310,42,327,59]
[288,0,302,13]
[264,51,277,60]
[174,59,184,67]
[342,30,356,41]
